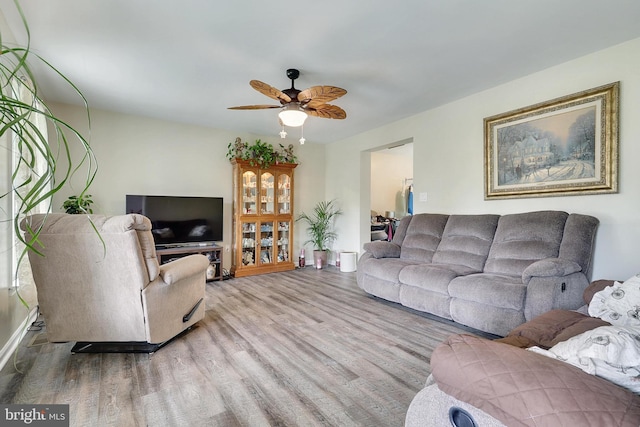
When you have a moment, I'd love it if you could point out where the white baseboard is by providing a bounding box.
[0,307,38,372]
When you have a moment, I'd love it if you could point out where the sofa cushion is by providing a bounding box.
[360,275,403,303]
[399,264,464,294]
[399,214,448,262]
[432,334,640,427]
[431,214,499,272]
[450,299,525,337]
[359,257,417,283]
[449,273,526,311]
[558,213,599,276]
[484,211,567,277]
[390,214,412,245]
[399,285,453,319]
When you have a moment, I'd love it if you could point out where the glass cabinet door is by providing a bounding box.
[277,173,291,214]
[242,171,257,214]
[241,222,256,266]
[259,221,274,265]
[261,172,274,214]
[276,221,290,263]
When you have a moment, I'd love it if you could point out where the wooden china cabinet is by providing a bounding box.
[230,159,297,277]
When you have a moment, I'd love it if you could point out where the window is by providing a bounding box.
[0,77,50,289]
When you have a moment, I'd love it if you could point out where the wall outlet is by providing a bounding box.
[224,245,230,252]
[419,192,428,202]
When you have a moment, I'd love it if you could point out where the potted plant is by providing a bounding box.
[296,199,342,268]
[1,1,96,292]
[62,194,94,214]
[226,137,297,168]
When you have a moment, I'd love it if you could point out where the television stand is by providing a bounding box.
[156,244,223,281]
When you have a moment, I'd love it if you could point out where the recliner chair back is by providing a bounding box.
[21,213,209,347]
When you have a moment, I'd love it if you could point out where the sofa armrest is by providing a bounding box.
[159,254,210,285]
[522,258,582,284]
[522,258,586,321]
[362,241,401,259]
[524,271,590,321]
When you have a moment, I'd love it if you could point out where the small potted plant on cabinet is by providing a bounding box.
[226,137,297,168]
[62,194,94,214]
[296,199,342,268]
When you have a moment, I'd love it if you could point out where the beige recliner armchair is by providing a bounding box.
[21,213,209,353]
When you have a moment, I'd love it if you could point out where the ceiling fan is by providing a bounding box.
[228,68,347,129]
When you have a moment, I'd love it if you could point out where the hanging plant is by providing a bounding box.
[226,137,297,168]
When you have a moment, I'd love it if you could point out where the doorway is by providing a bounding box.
[369,140,413,241]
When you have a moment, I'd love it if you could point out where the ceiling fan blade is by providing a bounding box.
[228,104,282,110]
[305,104,347,120]
[298,86,347,105]
[250,80,292,103]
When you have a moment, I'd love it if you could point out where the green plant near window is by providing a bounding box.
[296,199,343,251]
[1,1,96,288]
[226,137,297,168]
[62,195,94,214]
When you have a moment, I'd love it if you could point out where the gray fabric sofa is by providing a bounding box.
[356,210,599,336]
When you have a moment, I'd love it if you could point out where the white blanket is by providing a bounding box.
[588,274,640,328]
[529,325,640,394]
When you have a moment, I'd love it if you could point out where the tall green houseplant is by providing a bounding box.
[296,199,342,268]
[1,1,96,291]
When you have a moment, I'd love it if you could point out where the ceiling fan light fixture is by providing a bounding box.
[278,104,307,127]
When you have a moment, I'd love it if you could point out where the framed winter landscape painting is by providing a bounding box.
[484,82,619,200]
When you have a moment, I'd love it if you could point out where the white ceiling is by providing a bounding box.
[2,1,640,143]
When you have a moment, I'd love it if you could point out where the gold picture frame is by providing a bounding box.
[484,82,619,199]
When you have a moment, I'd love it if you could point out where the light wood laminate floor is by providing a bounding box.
[0,267,483,426]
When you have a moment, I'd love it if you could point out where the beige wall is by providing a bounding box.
[48,37,640,280]
[326,37,640,281]
[48,104,325,270]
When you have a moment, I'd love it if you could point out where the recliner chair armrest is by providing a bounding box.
[522,258,582,285]
[362,241,401,259]
[143,255,208,343]
[159,254,210,285]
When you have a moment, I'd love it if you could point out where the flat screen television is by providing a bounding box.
[126,195,223,248]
